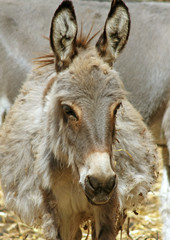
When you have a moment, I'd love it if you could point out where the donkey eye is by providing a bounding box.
[62,104,78,120]
[113,102,122,116]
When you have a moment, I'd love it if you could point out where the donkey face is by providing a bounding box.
[47,0,130,205]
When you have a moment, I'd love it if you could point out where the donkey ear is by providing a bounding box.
[50,1,78,71]
[96,0,130,65]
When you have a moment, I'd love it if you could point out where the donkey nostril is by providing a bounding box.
[87,175,116,193]
[88,176,99,190]
[105,176,116,192]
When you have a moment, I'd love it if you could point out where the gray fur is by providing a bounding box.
[0,0,169,238]
[0,1,159,239]
[0,0,169,151]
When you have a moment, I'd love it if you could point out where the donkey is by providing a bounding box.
[0,0,159,239]
[0,0,169,160]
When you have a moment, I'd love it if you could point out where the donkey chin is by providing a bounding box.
[79,152,117,205]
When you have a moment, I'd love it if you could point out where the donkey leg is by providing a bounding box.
[41,189,61,240]
[42,202,82,240]
[42,212,61,240]
[93,194,120,240]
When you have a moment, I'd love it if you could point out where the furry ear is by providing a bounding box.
[96,0,130,65]
[50,1,77,71]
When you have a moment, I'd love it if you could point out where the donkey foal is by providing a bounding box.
[0,0,159,239]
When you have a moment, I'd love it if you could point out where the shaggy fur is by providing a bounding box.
[0,0,159,239]
[0,0,169,238]
[0,50,159,239]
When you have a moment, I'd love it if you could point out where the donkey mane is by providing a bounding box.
[34,26,101,69]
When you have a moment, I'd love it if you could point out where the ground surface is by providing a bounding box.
[0,152,163,240]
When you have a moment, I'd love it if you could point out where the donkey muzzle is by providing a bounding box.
[79,152,117,205]
[85,174,116,205]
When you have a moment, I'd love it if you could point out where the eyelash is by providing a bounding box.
[62,104,78,121]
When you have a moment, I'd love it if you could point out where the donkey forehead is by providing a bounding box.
[70,48,110,74]
[56,49,125,103]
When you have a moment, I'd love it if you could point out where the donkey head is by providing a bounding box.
[45,0,130,205]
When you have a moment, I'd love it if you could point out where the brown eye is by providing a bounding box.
[62,104,78,120]
[113,102,122,116]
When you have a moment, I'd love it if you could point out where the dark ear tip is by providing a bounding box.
[59,0,74,10]
[107,0,130,22]
[111,0,129,11]
[53,0,75,18]
[111,0,125,5]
